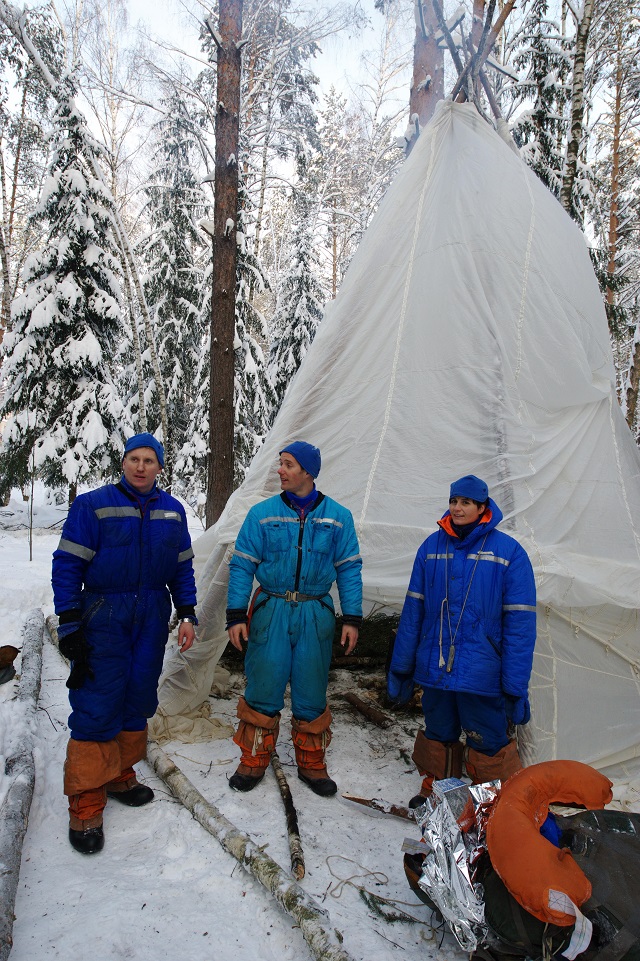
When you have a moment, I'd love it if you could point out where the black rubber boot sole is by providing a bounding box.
[69,826,104,855]
[107,785,154,807]
[229,770,265,792]
[298,771,337,797]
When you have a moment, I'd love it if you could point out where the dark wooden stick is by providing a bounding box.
[331,655,387,669]
[343,692,393,729]
[270,751,305,880]
[342,794,413,821]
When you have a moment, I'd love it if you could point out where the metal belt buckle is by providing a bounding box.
[285,590,298,603]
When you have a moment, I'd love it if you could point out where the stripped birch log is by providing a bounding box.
[269,750,305,880]
[0,608,44,961]
[147,741,356,961]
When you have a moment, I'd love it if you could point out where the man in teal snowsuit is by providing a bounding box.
[226,442,363,796]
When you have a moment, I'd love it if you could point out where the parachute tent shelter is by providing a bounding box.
[152,100,640,790]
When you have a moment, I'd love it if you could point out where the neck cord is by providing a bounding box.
[438,532,489,671]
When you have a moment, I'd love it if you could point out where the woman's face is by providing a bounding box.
[448,496,485,525]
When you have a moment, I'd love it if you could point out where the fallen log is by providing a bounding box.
[147,741,356,961]
[270,750,305,880]
[343,692,393,729]
[0,608,45,961]
[330,655,387,669]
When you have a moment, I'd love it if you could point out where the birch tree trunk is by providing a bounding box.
[0,609,44,961]
[205,0,243,528]
[560,0,596,215]
[147,742,357,961]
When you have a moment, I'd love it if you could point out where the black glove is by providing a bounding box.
[58,625,94,689]
[66,654,94,690]
[58,625,86,661]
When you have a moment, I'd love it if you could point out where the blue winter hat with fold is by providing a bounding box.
[279,441,321,478]
[450,474,488,503]
[124,432,165,467]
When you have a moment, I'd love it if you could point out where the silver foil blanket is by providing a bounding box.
[415,778,501,952]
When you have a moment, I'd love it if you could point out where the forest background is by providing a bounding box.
[0,0,639,525]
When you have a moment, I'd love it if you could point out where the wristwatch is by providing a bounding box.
[179,616,198,625]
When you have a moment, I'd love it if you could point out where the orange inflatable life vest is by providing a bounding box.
[486,760,613,927]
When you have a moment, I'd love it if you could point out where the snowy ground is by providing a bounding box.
[0,489,463,961]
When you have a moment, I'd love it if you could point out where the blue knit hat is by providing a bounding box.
[124,432,165,468]
[279,441,321,478]
[450,474,488,503]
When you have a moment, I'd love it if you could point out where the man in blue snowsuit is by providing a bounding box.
[226,441,363,797]
[387,475,536,807]
[52,433,197,854]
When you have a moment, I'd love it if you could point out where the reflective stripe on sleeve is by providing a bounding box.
[407,590,424,600]
[95,506,139,519]
[335,553,361,567]
[233,548,261,564]
[57,538,96,561]
[503,604,536,612]
[178,547,194,563]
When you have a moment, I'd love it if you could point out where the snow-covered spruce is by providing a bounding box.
[0,79,129,498]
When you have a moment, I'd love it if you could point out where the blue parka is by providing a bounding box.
[51,480,197,740]
[390,499,536,699]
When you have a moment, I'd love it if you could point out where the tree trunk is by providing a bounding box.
[560,0,596,215]
[406,1,444,154]
[205,0,243,528]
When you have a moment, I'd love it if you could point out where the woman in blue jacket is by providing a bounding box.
[387,475,536,807]
[52,433,197,854]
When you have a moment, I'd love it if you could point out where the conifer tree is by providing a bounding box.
[509,0,572,198]
[138,88,207,486]
[268,185,325,416]
[0,76,128,499]
[176,181,275,501]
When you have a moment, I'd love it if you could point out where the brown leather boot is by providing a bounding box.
[230,697,280,792]
[292,707,336,797]
[465,739,522,784]
[409,731,464,808]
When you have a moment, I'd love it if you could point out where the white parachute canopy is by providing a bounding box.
[157,101,640,779]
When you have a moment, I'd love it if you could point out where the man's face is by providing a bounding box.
[448,496,485,525]
[122,448,162,494]
[277,453,314,497]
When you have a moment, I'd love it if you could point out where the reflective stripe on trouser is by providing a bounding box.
[244,595,335,720]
